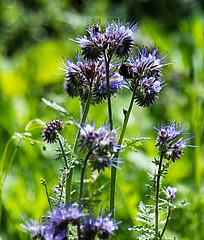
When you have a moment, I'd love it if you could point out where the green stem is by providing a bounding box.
[45,183,53,211]
[155,153,164,240]
[58,134,69,169]
[0,137,12,184]
[110,92,135,215]
[79,151,92,204]
[0,136,22,228]
[65,90,92,206]
[104,53,113,130]
[77,151,92,240]
[57,134,70,207]
[160,204,171,239]
[73,90,92,153]
[1,137,21,186]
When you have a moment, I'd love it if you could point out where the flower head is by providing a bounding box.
[165,186,177,201]
[154,120,194,161]
[78,124,120,172]
[42,119,64,144]
[45,204,82,239]
[22,220,46,240]
[78,124,118,152]
[119,46,170,107]
[22,203,82,240]
[95,75,124,103]
[58,53,123,104]
[81,210,119,240]
[133,75,166,107]
[134,46,169,77]
[104,19,138,58]
[77,18,138,61]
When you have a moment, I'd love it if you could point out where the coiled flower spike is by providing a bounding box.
[57,53,124,105]
[119,46,171,107]
[78,123,121,172]
[76,18,138,61]
[154,120,194,162]
[22,203,82,240]
[81,210,119,240]
[42,119,64,144]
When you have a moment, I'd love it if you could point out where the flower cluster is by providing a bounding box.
[59,53,124,104]
[23,206,119,240]
[78,124,119,171]
[77,19,138,61]
[81,211,119,240]
[154,120,194,162]
[42,119,64,144]
[23,203,82,240]
[119,46,169,107]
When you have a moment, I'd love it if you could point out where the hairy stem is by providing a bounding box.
[104,52,113,130]
[160,205,171,239]
[77,151,92,240]
[66,91,92,205]
[57,134,70,207]
[110,92,135,215]
[73,90,92,154]
[155,153,164,240]
[58,134,69,169]
[42,180,53,212]
[79,151,92,203]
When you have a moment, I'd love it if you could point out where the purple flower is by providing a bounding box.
[165,186,177,199]
[78,124,98,151]
[42,119,64,144]
[104,19,138,58]
[133,75,166,107]
[119,45,170,107]
[98,75,124,100]
[78,124,120,171]
[133,46,169,77]
[45,204,82,239]
[22,220,46,240]
[154,120,194,161]
[119,46,170,79]
[48,204,82,226]
[77,35,103,61]
[78,124,118,152]
[58,53,123,104]
[77,18,138,60]
[22,203,82,240]
[81,210,119,240]
[62,53,105,97]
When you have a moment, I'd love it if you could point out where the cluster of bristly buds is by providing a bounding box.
[78,123,121,172]
[154,120,194,162]
[22,203,82,240]
[76,18,138,61]
[119,46,170,107]
[58,53,124,105]
[42,119,64,144]
[23,205,119,240]
[82,210,119,240]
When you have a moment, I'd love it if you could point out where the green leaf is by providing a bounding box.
[25,118,46,131]
[42,98,72,118]
[123,137,151,152]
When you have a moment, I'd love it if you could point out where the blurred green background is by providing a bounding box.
[0,0,203,239]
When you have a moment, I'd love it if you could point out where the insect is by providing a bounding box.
[91,18,101,34]
[118,63,133,79]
